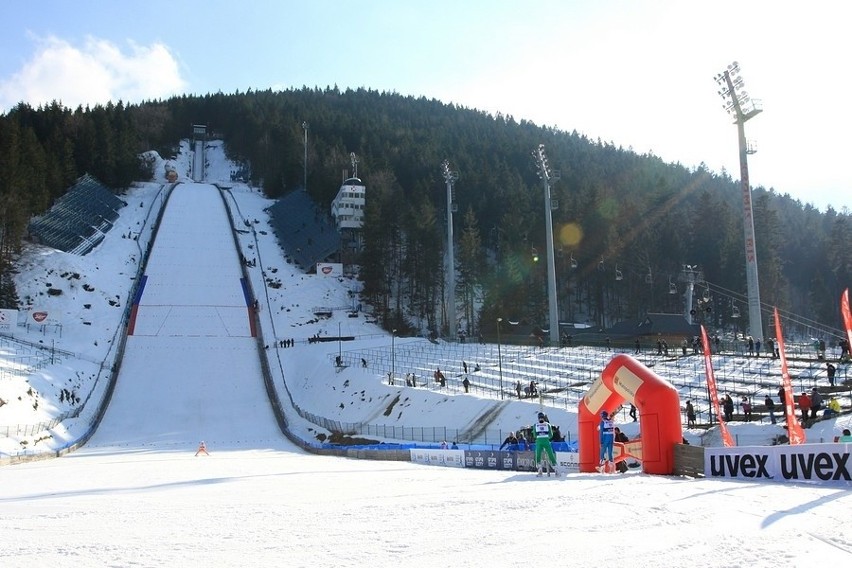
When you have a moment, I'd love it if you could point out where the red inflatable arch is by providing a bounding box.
[578,354,682,475]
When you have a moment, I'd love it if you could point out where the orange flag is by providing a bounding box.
[701,325,734,447]
[774,307,806,445]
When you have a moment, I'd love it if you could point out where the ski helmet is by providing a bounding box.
[600,410,608,418]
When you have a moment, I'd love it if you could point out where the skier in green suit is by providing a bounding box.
[532,412,559,476]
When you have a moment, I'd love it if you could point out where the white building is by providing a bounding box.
[330,177,366,230]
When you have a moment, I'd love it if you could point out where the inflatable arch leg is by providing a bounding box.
[579,354,682,475]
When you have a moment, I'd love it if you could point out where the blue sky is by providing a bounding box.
[2,0,849,212]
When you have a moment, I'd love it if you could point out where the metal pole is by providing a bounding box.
[302,121,308,192]
[542,173,559,346]
[533,145,560,345]
[736,117,764,342]
[391,329,397,381]
[442,161,458,340]
[497,318,504,400]
[716,63,764,342]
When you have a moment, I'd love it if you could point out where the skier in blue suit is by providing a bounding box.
[598,410,615,473]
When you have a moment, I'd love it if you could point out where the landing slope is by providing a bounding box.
[84,183,289,451]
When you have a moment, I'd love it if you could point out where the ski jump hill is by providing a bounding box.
[84,183,290,453]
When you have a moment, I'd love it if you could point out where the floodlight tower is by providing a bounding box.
[533,144,560,346]
[715,62,764,342]
[442,159,459,340]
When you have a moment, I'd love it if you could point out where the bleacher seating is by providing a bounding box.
[332,339,852,428]
[27,174,125,255]
[267,190,341,271]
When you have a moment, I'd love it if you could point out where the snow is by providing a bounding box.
[1,141,850,566]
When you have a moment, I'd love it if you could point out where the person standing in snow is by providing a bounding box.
[685,400,696,428]
[764,395,777,424]
[809,387,822,419]
[532,412,559,476]
[798,391,812,422]
[195,441,209,456]
[598,410,616,473]
[826,362,837,387]
[723,394,735,422]
[614,427,630,473]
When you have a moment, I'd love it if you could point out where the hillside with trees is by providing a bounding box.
[1,88,849,339]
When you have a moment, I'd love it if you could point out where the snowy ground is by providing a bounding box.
[0,141,850,566]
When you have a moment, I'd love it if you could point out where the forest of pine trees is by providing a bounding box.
[0,87,849,339]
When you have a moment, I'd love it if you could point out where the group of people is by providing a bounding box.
[795,387,842,421]
[515,380,538,399]
[712,386,843,425]
[433,368,446,387]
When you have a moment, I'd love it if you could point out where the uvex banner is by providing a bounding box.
[706,444,851,485]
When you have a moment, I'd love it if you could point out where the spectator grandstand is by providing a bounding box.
[322,337,851,445]
[267,190,340,271]
[27,174,126,255]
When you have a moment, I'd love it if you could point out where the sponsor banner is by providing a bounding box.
[513,450,537,472]
[0,309,18,331]
[409,448,465,468]
[706,444,851,486]
[841,288,851,359]
[27,308,60,325]
[465,450,510,470]
[316,262,343,277]
[410,448,580,472]
[556,451,580,471]
[701,325,733,447]
[775,308,806,444]
[461,450,580,472]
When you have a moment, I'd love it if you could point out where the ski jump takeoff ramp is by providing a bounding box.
[85,183,286,451]
[578,354,682,475]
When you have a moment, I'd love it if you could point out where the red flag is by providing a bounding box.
[701,325,734,447]
[774,307,806,445]
[842,288,852,353]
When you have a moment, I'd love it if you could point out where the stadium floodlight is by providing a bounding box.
[442,160,459,341]
[532,144,560,345]
[714,62,764,342]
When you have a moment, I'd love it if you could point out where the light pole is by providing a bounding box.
[338,321,342,360]
[301,121,308,192]
[391,329,397,382]
[532,144,560,346]
[715,62,764,342]
[496,318,504,400]
[441,160,459,341]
